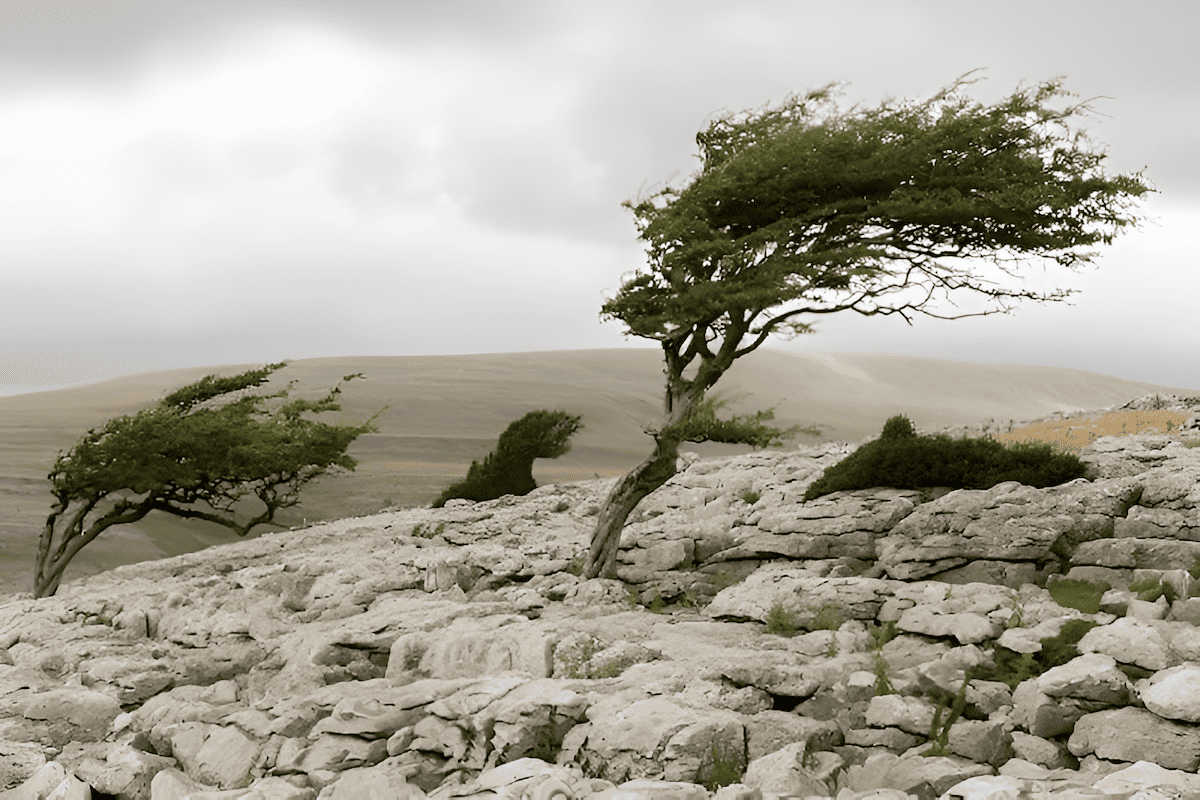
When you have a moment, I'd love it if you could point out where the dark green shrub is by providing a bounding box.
[1048,578,1110,614]
[433,410,582,507]
[881,414,917,441]
[1130,576,1178,605]
[970,618,1099,690]
[1039,619,1099,669]
[803,418,1088,502]
[764,602,798,636]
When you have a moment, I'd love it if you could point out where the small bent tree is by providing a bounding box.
[433,409,583,507]
[34,362,384,598]
[583,74,1152,579]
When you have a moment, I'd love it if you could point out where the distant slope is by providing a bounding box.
[0,347,1194,596]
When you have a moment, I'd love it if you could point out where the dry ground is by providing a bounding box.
[995,409,1200,455]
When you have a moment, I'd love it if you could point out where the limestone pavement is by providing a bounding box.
[2,394,1200,799]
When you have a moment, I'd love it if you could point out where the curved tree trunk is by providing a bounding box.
[582,438,680,579]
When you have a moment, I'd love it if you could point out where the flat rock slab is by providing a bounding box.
[878,479,1142,580]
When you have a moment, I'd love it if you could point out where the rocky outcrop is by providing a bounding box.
[2,396,1200,799]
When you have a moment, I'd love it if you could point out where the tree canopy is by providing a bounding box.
[607,74,1150,359]
[582,74,1152,581]
[34,362,383,598]
[433,409,583,507]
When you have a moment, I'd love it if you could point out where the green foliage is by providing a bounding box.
[35,363,383,598]
[1129,576,1177,605]
[872,651,896,695]
[740,490,761,504]
[433,410,582,508]
[700,743,745,792]
[924,676,970,757]
[557,636,623,680]
[658,395,806,450]
[646,591,668,614]
[810,602,844,631]
[411,522,445,539]
[1190,557,1200,581]
[609,75,1150,352]
[585,74,1150,583]
[869,620,899,650]
[1048,578,1110,614]
[881,414,917,441]
[765,602,798,636]
[804,419,1088,502]
[1006,591,1027,629]
[971,618,1100,690]
[1040,619,1099,668]
[868,621,899,695]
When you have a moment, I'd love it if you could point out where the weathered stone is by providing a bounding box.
[1091,760,1200,795]
[290,733,388,774]
[944,719,1013,767]
[744,710,841,763]
[896,606,1003,645]
[58,741,176,799]
[706,563,897,625]
[0,762,84,800]
[1138,663,1200,723]
[879,479,1140,581]
[308,692,430,739]
[1008,732,1073,770]
[865,694,940,737]
[20,688,121,746]
[1035,652,1136,704]
[0,741,46,791]
[318,763,425,799]
[387,622,553,681]
[844,727,920,751]
[1071,537,1200,571]
[836,752,992,800]
[1076,617,1178,671]
[1068,707,1200,771]
[1011,681,1089,740]
[741,742,830,796]
[169,722,260,789]
[5,415,1200,800]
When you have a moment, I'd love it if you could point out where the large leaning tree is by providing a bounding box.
[34,362,385,598]
[582,74,1152,579]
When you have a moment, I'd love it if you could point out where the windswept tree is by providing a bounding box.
[433,409,583,507]
[583,74,1152,579]
[34,362,385,598]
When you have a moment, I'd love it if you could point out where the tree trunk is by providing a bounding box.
[583,438,681,579]
[34,564,64,600]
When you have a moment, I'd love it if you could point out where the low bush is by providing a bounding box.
[765,602,798,636]
[1048,578,1110,614]
[1130,576,1178,605]
[971,618,1100,690]
[433,409,582,507]
[804,415,1088,501]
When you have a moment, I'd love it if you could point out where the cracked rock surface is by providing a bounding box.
[3,396,1200,799]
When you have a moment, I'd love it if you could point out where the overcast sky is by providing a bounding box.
[1,0,1197,395]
